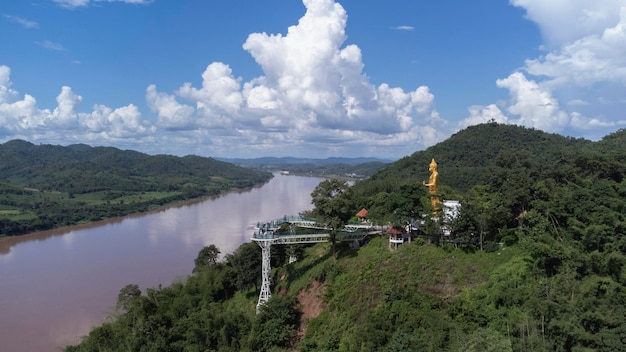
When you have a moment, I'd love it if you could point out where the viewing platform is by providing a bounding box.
[250,215,381,312]
[252,216,379,244]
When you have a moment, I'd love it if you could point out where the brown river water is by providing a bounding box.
[0,174,322,352]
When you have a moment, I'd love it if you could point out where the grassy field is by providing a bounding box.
[0,187,200,236]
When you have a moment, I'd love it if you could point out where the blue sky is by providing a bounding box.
[1,0,625,159]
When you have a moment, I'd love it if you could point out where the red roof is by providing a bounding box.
[356,208,368,217]
[387,226,406,235]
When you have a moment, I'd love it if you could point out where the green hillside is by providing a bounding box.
[67,124,626,351]
[365,123,593,192]
[0,140,272,236]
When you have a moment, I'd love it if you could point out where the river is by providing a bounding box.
[0,174,322,352]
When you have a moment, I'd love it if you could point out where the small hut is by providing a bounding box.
[387,226,406,250]
[356,208,368,222]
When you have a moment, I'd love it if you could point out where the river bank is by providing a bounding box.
[0,176,276,256]
[0,174,322,352]
[0,174,274,238]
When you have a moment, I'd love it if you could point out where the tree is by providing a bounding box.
[250,295,300,350]
[464,328,513,352]
[310,178,354,259]
[193,244,220,273]
[367,184,425,226]
[465,185,495,251]
[116,283,142,313]
[225,241,261,291]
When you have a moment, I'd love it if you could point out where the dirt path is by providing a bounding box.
[294,280,325,343]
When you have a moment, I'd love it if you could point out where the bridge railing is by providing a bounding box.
[251,215,386,244]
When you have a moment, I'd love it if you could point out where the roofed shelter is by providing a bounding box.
[356,208,368,221]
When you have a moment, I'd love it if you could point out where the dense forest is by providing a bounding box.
[0,140,272,236]
[67,123,626,351]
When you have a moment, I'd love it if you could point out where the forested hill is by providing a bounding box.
[0,139,271,193]
[366,123,595,192]
[0,140,272,236]
[352,122,626,232]
[66,124,626,351]
[595,127,626,153]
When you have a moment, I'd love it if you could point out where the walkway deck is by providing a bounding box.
[250,215,381,312]
[252,216,378,244]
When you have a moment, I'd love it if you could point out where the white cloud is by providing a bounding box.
[177,63,243,116]
[510,0,625,47]
[53,0,153,9]
[523,6,626,86]
[53,0,89,9]
[511,1,626,89]
[145,0,444,157]
[80,103,155,142]
[0,65,18,103]
[53,86,81,128]
[0,0,448,157]
[0,66,39,130]
[570,112,616,129]
[83,104,154,138]
[35,40,66,51]
[567,99,588,106]
[496,72,570,131]
[8,0,626,157]
[145,84,195,131]
[0,65,155,143]
[392,25,415,31]
[459,72,570,132]
[4,15,39,29]
[459,104,509,129]
[461,1,626,136]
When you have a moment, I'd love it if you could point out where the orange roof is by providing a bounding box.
[356,208,368,217]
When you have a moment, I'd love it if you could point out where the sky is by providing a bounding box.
[1,0,626,159]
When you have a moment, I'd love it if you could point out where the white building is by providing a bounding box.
[443,200,461,221]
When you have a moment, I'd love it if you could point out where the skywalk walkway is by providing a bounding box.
[250,215,380,312]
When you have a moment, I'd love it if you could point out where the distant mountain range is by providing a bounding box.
[216,156,394,165]
[216,156,393,179]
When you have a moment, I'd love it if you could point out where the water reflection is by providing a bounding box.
[0,174,322,352]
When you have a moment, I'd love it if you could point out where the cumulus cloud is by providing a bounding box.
[146,84,195,131]
[570,112,621,130]
[496,72,570,131]
[0,0,448,157]
[53,0,153,9]
[460,72,571,132]
[53,86,81,128]
[510,0,624,47]
[0,64,154,143]
[5,0,626,158]
[459,104,509,129]
[178,63,243,117]
[84,104,153,138]
[147,0,444,157]
[0,0,449,157]
[461,0,626,135]
[523,5,626,86]
[0,65,17,103]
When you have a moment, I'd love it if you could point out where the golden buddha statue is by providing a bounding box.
[422,158,441,211]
